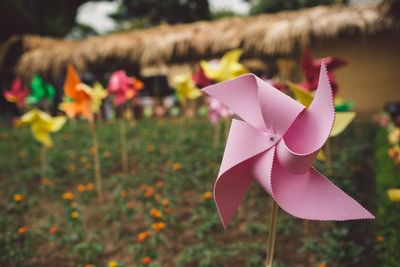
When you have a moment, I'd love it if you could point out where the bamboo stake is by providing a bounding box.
[40,145,47,179]
[303,220,310,267]
[224,117,231,140]
[120,115,128,175]
[266,199,279,267]
[89,120,104,205]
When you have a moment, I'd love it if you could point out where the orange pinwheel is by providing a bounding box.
[61,65,94,122]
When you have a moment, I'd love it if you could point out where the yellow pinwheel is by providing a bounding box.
[173,74,202,103]
[16,108,66,147]
[288,82,356,137]
[200,49,248,82]
[91,82,107,113]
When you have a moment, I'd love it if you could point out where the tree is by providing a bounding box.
[247,0,342,15]
[110,0,210,30]
[0,0,109,41]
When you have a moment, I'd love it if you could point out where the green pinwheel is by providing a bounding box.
[26,74,55,104]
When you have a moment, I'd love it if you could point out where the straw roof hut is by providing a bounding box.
[1,0,399,113]
[8,2,397,79]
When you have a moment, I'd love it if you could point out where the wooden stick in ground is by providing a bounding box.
[266,199,279,267]
[40,145,47,179]
[89,120,104,205]
[325,139,333,175]
[224,117,231,140]
[119,113,128,175]
[303,220,310,267]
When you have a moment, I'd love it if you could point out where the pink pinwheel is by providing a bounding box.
[3,78,29,108]
[298,48,347,97]
[202,61,373,228]
[206,96,233,125]
[108,70,143,106]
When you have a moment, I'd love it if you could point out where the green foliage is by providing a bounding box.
[248,0,340,15]
[374,127,400,266]
[0,0,110,41]
[111,0,210,31]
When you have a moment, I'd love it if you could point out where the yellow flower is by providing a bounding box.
[200,49,248,82]
[71,211,79,218]
[104,151,111,158]
[15,108,66,147]
[13,194,25,202]
[203,192,212,199]
[80,156,87,163]
[108,261,118,267]
[161,199,169,207]
[62,192,74,200]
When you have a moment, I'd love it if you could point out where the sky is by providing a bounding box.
[76,0,251,34]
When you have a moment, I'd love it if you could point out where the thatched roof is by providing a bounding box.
[8,2,399,81]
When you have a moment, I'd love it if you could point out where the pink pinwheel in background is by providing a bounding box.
[298,48,347,97]
[203,61,373,228]
[206,96,233,125]
[192,66,212,88]
[3,78,29,108]
[108,70,144,106]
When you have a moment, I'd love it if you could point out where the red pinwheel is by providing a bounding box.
[3,78,29,108]
[298,48,347,97]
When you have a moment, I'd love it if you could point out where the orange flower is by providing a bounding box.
[154,194,161,201]
[144,186,155,197]
[13,194,25,202]
[77,184,85,192]
[151,222,165,232]
[49,226,57,234]
[164,208,172,214]
[86,183,94,190]
[84,265,94,267]
[69,164,76,171]
[69,153,76,159]
[62,192,74,200]
[161,199,169,207]
[140,184,148,191]
[108,261,118,267]
[126,202,136,209]
[18,151,25,158]
[147,145,154,152]
[150,208,162,218]
[121,190,127,197]
[203,192,212,199]
[18,227,28,235]
[115,170,122,176]
[104,151,111,158]
[141,257,152,264]
[376,236,384,242]
[155,180,164,187]
[85,162,92,169]
[80,156,87,163]
[318,264,326,267]
[138,230,151,243]
[88,147,95,155]
[172,163,182,170]
[339,241,345,247]
[40,178,48,185]
[71,211,79,218]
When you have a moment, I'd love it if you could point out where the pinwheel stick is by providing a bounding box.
[89,120,104,205]
[40,145,47,179]
[266,199,279,267]
[119,112,128,175]
[213,121,221,148]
